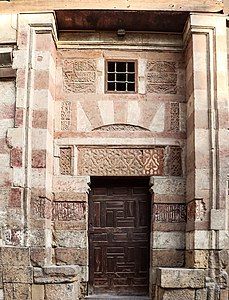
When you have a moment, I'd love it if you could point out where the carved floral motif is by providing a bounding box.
[78,147,164,176]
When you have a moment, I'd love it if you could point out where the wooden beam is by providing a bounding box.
[0,0,224,14]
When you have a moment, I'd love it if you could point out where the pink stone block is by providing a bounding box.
[9,187,23,208]
[32,110,48,129]
[10,147,22,167]
[32,150,46,168]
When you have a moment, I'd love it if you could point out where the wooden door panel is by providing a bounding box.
[89,180,150,296]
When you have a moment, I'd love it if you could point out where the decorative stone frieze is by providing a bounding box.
[78,147,165,176]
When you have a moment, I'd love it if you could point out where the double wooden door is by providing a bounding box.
[89,177,151,296]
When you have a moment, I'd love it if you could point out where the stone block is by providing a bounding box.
[10,147,23,167]
[210,209,226,230]
[186,250,209,269]
[15,108,24,127]
[186,231,211,250]
[55,248,88,266]
[195,289,207,300]
[158,288,195,300]
[4,283,31,300]
[0,289,3,300]
[45,283,79,300]
[30,247,52,267]
[31,150,46,168]
[9,187,23,208]
[152,231,185,249]
[3,266,33,283]
[32,110,48,129]
[150,177,186,195]
[34,265,80,284]
[32,284,44,300]
[55,230,87,248]
[151,250,184,267]
[157,268,206,288]
[218,231,229,249]
[0,247,30,266]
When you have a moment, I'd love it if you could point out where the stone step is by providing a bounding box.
[86,296,150,300]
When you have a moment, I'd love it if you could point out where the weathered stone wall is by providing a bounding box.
[53,44,186,297]
[0,11,228,300]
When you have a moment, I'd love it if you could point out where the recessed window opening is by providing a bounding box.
[107,61,136,92]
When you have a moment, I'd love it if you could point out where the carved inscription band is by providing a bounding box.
[153,203,186,223]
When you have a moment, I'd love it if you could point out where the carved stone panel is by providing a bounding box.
[52,202,85,221]
[63,59,96,93]
[170,102,180,132]
[146,61,177,94]
[60,147,72,175]
[93,124,149,132]
[153,203,186,223]
[61,101,71,130]
[166,146,182,176]
[78,147,164,176]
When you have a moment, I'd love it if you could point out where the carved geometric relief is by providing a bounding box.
[52,202,85,221]
[63,59,96,93]
[170,102,180,132]
[146,61,177,94]
[167,146,182,176]
[153,204,186,223]
[60,147,72,175]
[78,147,164,176]
[61,101,71,130]
[93,124,150,132]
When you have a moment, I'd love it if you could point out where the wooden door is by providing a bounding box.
[89,177,151,296]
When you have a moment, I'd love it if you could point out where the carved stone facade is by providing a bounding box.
[0,7,228,300]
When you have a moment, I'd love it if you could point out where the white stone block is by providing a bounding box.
[210,209,226,230]
[152,231,185,250]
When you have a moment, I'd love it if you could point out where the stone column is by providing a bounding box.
[184,13,229,298]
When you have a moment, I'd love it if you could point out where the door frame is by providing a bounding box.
[87,176,152,296]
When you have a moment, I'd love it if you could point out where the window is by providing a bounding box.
[106,61,136,92]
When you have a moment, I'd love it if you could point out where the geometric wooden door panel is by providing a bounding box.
[89,177,151,296]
